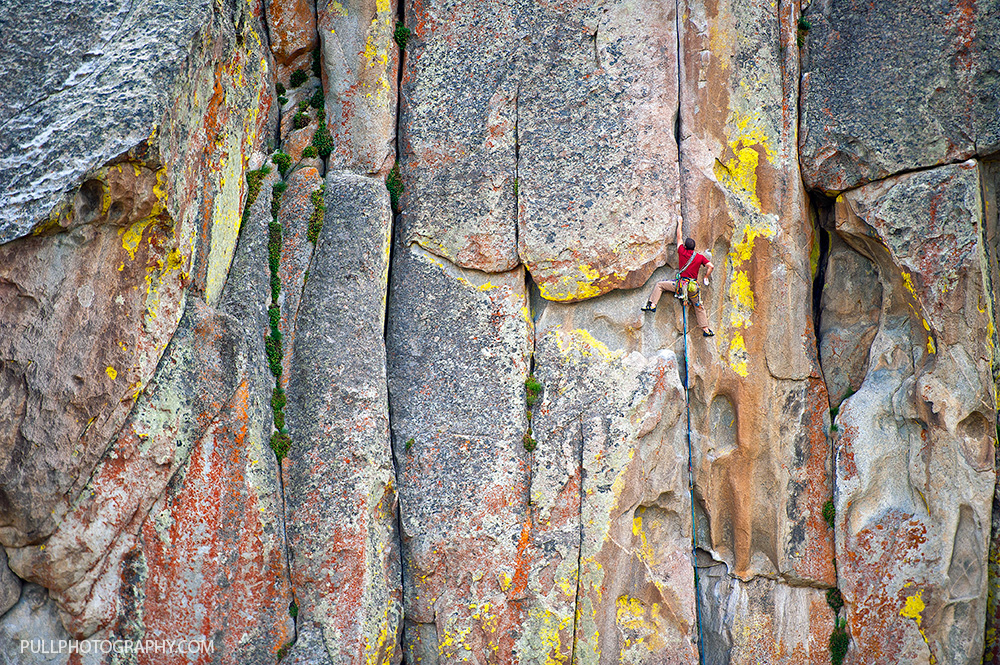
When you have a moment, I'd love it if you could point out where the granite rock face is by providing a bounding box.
[799,0,1000,193]
[397,0,518,273]
[264,0,318,83]
[516,0,680,302]
[823,161,995,665]
[521,317,698,664]
[0,0,210,242]
[3,0,1000,663]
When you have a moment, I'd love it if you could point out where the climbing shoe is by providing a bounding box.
[641,302,656,312]
[703,329,715,337]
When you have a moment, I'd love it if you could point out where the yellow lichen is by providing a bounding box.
[728,270,755,328]
[105,366,117,380]
[728,333,749,377]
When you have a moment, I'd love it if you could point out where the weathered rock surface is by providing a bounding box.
[826,161,995,664]
[276,166,322,385]
[386,245,531,663]
[0,0,210,242]
[0,584,76,665]
[5,0,1000,663]
[397,0,518,273]
[264,0,317,83]
[4,296,292,652]
[818,233,881,409]
[0,170,188,548]
[319,0,399,175]
[799,0,1000,193]
[516,0,679,301]
[284,173,401,664]
[698,564,834,665]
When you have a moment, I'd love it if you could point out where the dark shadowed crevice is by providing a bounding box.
[387,1,408,661]
[810,193,834,347]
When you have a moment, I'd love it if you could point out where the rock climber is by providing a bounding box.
[641,214,715,337]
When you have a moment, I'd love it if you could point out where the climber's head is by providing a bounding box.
[684,238,696,251]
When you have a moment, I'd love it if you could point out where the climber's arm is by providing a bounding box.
[675,214,683,248]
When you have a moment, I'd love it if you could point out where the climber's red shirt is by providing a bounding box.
[677,246,708,279]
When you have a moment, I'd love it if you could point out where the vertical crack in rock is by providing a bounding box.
[569,417,585,661]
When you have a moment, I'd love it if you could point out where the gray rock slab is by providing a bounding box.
[386,244,531,663]
[397,0,518,273]
[516,0,679,301]
[283,172,401,664]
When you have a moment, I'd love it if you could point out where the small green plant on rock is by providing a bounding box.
[797,15,811,48]
[822,499,835,529]
[289,600,298,618]
[271,387,286,430]
[522,432,537,452]
[309,88,325,110]
[302,145,318,159]
[276,82,286,95]
[829,617,849,665]
[311,45,323,78]
[271,431,291,461]
[312,120,333,159]
[386,161,403,213]
[245,166,270,205]
[290,69,308,88]
[293,109,310,129]
[394,22,411,50]
[826,588,844,613]
[307,185,326,244]
[272,152,292,177]
[277,95,288,106]
[525,375,542,407]
[405,437,415,452]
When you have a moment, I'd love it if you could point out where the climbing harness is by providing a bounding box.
[681,301,707,664]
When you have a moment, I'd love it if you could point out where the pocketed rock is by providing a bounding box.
[827,161,995,664]
[818,233,882,409]
[0,0,210,242]
[0,181,188,549]
[676,0,834,606]
[283,173,401,664]
[516,0,680,301]
[386,245,532,664]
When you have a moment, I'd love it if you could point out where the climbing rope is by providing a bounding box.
[681,303,707,665]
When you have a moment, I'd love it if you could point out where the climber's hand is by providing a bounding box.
[703,278,710,287]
